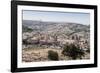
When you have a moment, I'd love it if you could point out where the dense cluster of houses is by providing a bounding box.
[22,32,90,51]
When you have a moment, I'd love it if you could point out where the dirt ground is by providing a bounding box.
[22,48,69,62]
[22,48,90,62]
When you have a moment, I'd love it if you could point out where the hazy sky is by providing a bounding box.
[22,10,90,25]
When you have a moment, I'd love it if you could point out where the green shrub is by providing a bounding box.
[48,50,59,61]
[62,44,85,60]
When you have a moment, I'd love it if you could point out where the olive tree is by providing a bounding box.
[62,44,85,60]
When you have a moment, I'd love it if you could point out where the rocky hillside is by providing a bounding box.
[22,20,90,39]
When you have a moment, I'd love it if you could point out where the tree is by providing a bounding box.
[48,50,59,61]
[62,44,85,60]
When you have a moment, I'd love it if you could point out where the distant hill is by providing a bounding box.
[22,20,90,39]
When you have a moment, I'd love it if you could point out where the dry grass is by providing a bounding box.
[22,47,90,62]
[22,48,69,62]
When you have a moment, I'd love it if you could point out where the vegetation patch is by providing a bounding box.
[62,44,85,60]
[48,50,59,61]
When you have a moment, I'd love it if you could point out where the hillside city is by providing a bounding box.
[22,20,90,62]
